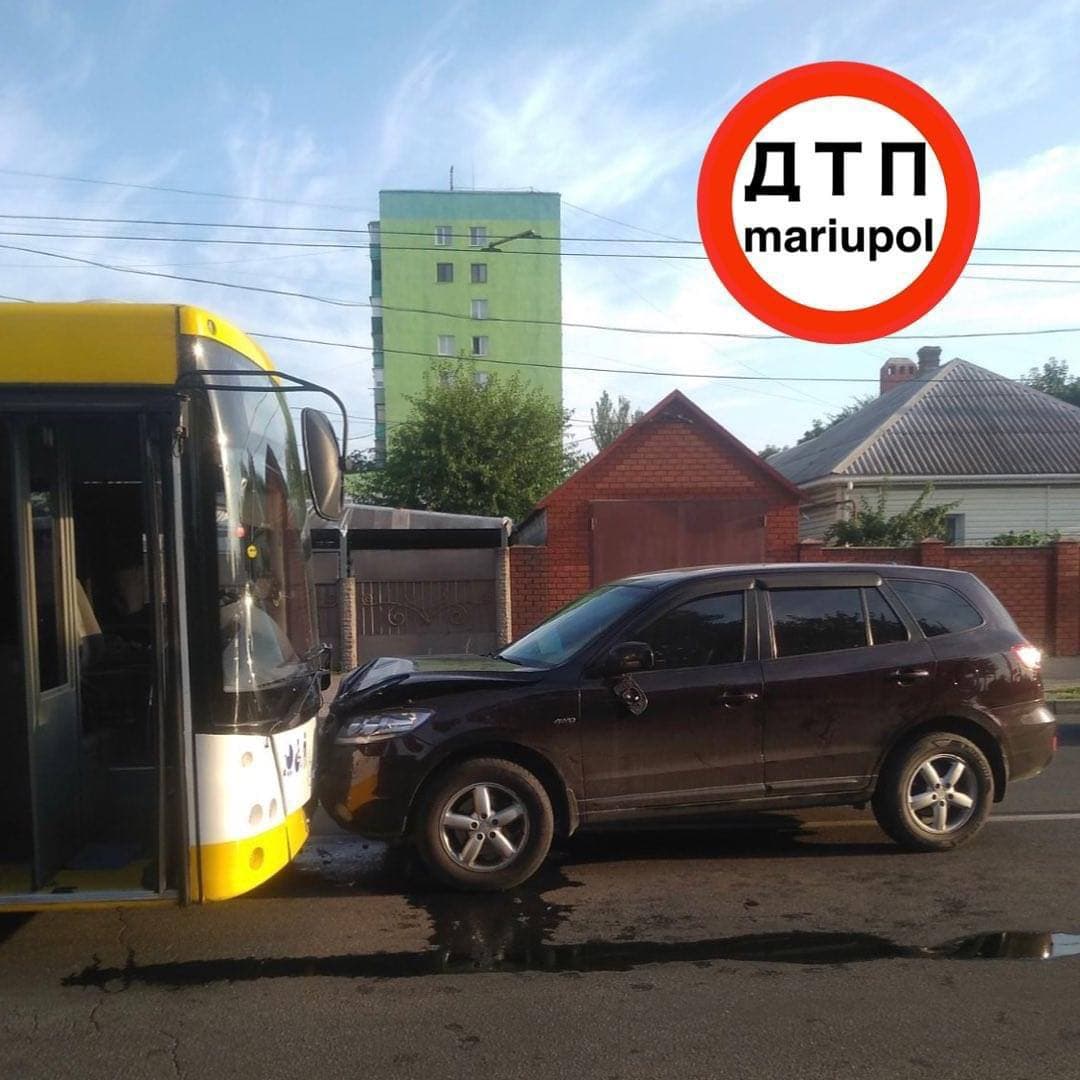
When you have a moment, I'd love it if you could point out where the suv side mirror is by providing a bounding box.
[600,641,655,678]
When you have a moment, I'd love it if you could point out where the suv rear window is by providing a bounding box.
[889,579,983,637]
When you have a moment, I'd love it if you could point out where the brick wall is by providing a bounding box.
[797,538,1080,655]
[508,404,800,637]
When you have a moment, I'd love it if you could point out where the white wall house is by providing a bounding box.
[769,347,1080,545]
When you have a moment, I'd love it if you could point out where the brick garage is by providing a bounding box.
[798,538,1080,655]
[509,390,802,636]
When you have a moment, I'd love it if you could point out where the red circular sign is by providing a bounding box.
[697,61,980,343]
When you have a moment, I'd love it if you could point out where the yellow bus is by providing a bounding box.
[0,302,344,911]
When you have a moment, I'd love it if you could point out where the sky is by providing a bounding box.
[3,0,1080,456]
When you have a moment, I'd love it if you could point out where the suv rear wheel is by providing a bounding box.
[414,757,554,891]
[872,732,994,851]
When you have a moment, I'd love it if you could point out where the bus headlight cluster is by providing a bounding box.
[335,708,434,744]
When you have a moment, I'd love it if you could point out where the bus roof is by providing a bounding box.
[0,302,273,386]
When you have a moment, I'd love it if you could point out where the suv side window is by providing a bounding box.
[865,587,908,645]
[636,592,744,669]
[889,579,984,637]
[770,587,867,657]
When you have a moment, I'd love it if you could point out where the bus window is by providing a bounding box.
[28,425,67,691]
[205,376,318,727]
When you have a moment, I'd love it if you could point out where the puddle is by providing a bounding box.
[63,921,1080,989]
[58,821,1080,989]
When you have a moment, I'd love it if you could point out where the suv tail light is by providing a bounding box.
[1012,643,1042,671]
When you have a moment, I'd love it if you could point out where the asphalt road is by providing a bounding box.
[3,727,1080,1080]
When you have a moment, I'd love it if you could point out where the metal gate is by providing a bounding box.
[315,583,340,664]
[351,548,499,661]
[590,498,767,586]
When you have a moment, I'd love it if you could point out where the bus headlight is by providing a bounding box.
[335,708,434,744]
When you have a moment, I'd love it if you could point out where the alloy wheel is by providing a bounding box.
[439,782,531,872]
[906,753,978,834]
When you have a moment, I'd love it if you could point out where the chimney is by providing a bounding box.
[880,357,918,395]
[917,345,942,374]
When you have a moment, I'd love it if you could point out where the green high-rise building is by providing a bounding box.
[369,190,563,461]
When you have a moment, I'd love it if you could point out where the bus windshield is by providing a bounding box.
[208,381,317,700]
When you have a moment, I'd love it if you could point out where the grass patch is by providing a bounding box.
[1048,685,1080,699]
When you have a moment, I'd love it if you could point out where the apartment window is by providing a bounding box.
[471,335,489,357]
[471,262,487,284]
[437,334,456,356]
[434,225,452,246]
[439,369,455,387]
[471,298,488,320]
[436,262,454,283]
[474,371,491,389]
[469,226,488,247]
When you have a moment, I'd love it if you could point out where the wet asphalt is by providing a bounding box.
[3,727,1080,1080]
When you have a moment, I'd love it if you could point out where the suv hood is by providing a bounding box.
[334,654,545,707]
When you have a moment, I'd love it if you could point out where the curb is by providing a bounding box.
[1048,700,1080,719]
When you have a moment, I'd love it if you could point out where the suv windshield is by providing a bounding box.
[499,584,648,667]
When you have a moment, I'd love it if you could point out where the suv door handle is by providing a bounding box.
[889,667,931,684]
[716,689,761,707]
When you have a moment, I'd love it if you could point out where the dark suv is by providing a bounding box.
[318,564,1055,890]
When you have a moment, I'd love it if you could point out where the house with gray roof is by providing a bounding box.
[768,346,1080,544]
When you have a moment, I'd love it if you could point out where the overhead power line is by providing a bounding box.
[8,213,1080,259]
[249,330,1080,382]
[0,212,696,244]
[0,168,375,215]
[10,241,1080,344]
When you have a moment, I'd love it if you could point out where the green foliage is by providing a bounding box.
[376,360,574,520]
[988,529,1062,547]
[824,483,960,547]
[590,390,644,449]
[758,443,787,459]
[343,449,390,505]
[798,394,876,444]
[1021,358,1080,407]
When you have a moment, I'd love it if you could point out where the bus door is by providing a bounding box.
[1,412,178,906]
[8,420,80,890]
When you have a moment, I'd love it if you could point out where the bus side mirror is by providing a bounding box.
[302,409,344,521]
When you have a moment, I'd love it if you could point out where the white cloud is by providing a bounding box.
[978,143,1080,244]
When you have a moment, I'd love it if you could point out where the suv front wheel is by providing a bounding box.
[414,757,555,890]
[872,732,994,851]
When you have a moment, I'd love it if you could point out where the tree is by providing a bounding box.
[758,443,787,459]
[1021,358,1080,406]
[824,483,960,546]
[343,448,390,504]
[376,361,574,520]
[590,390,644,449]
[798,394,876,444]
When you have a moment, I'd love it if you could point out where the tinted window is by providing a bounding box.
[889,579,983,637]
[770,588,867,657]
[29,425,68,690]
[637,593,744,669]
[500,584,647,667]
[865,588,908,645]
